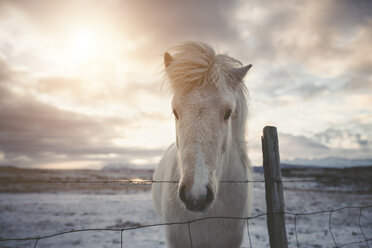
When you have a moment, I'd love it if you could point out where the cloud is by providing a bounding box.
[322,0,372,29]
[279,130,371,162]
[256,66,330,105]
[0,0,244,58]
[35,76,162,108]
[238,0,372,92]
[0,0,371,168]
[4,0,370,93]
[0,55,11,80]
[278,133,330,161]
[0,57,164,167]
[117,0,241,43]
[314,128,369,149]
[0,85,163,166]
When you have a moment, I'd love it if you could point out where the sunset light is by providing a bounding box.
[0,0,371,170]
[1,2,371,248]
[70,27,98,63]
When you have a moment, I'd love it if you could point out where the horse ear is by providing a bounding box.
[164,52,174,68]
[234,64,252,81]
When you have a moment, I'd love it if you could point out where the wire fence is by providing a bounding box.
[2,127,370,247]
[0,177,334,184]
[0,179,371,248]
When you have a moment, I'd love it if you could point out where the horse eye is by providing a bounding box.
[224,109,232,120]
[173,110,179,120]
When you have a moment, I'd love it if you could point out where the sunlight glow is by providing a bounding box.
[36,160,102,170]
[131,158,151,165]
[120,178,150,184]
[69,28,99,64]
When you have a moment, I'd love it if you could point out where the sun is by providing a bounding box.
[47,24,130,75]
[73,29,95,49]
[69,27,99,64]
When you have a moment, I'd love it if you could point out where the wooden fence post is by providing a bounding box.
[262,126,288,248]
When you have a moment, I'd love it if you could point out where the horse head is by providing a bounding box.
[164,42,251,212]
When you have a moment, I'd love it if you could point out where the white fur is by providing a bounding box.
[190,142,209,198]
[152,42,253,248]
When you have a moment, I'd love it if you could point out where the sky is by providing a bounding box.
[0,0,371,169]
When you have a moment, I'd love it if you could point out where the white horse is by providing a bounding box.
[152,42,253,248]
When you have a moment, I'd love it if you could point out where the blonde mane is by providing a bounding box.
[164,41,245,94]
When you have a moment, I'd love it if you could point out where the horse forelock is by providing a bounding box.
[165,41,244,94]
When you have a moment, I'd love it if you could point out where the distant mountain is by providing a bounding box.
[281,157,372,168]
[252,157,372,172]
[101,163,156,171]
[253,164,322,173]
[253,166,263,173]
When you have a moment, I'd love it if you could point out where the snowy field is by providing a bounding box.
[0,168,371,248]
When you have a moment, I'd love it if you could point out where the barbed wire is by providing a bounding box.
[0,178,334,184]
[1,205,371,248]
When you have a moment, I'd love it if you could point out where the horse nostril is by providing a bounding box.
[179,185,187,204]
[205,186,214,205]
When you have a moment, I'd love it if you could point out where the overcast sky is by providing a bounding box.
[0,0,371,169]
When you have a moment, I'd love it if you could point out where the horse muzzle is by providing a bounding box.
[179,184,214,212]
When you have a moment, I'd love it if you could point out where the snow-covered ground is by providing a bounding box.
[1,178,371,248]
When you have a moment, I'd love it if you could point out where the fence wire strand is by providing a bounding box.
[246,219,252,248]
[188,222,193,248]
[359,207,370,248]
[33,238,39,248]
[329,210,338,247]
[0,179,371,248]
[294,214,299,247]
[0,178,336,184]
